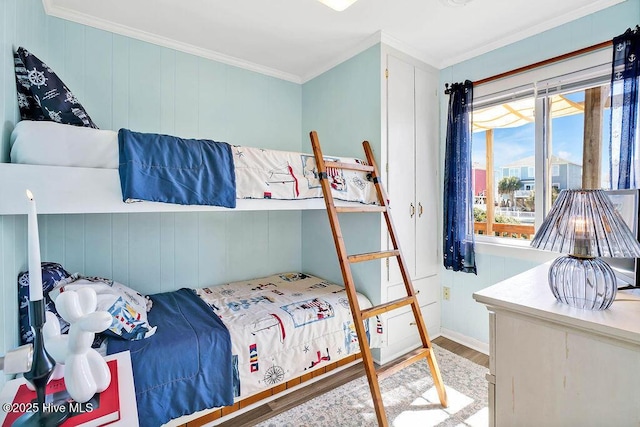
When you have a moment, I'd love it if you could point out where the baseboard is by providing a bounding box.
[440,328,490,356]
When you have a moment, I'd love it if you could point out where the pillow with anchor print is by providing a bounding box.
[14,47,98,128]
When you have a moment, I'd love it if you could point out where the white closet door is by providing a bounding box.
[414,67,439,279]
[387,54,416,284]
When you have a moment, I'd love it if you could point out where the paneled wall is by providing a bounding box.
[36,212,302,296]
[0,0,302,385]
[301,45,383,303]
[0,2,301,158]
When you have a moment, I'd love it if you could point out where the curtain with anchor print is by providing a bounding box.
[610,25,640,189]
[443,80,477,274]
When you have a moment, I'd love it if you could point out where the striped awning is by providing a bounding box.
[473,94,584,133]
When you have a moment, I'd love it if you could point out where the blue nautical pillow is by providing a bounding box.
[18,262,71,345]
[14,51,45,122]
[14,47,98,128]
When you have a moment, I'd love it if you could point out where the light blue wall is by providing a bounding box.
[0,0,303,381]
[439,0,640,345]
[300,45,383,303]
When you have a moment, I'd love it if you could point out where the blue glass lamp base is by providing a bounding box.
[548,255,617,310]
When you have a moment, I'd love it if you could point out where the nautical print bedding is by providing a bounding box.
[232,145,377,204]
[194,272,386,399]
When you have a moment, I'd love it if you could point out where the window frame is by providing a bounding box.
[471,49,612,249]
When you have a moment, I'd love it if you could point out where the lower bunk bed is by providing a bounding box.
[106,272,385,427]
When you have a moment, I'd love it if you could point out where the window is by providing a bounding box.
[471,57,611,242]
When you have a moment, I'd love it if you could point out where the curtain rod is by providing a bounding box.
[444,39,613,94]
[474,40,612,86]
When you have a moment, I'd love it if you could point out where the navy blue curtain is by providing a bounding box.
[443,80,476,274]
[610,26,640,189]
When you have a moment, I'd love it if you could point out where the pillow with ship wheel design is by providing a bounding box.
[14,46,98,128]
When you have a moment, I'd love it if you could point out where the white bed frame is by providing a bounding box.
[0,163,366,215]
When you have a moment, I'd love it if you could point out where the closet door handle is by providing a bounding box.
[418,202,424,217]
[410,203,415,218]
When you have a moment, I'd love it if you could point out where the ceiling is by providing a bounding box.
[43,0,624,83]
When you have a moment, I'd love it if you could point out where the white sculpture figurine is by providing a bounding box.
[43,287,112,403]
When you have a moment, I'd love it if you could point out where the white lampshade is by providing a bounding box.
[317,0,358,11]
[531,189,640,258]
[531,189,640,310]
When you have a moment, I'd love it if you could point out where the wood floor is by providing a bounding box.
[216,337,488,427]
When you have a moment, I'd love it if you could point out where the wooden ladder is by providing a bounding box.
[309,131,448,426]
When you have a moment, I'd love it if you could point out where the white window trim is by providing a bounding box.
[474,238,558,262]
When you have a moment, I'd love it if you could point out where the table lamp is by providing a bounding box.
[531,189,640,310]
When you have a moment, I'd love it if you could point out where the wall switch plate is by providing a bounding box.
[443,286,451,300]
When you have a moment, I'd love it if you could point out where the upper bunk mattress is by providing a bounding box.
[10,120,378,205]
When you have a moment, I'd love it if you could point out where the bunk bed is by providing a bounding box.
[2,120,386,426]
[0,120,378,214]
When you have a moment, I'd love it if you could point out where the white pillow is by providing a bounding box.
[10,120,119,168]
[51,274,156,340]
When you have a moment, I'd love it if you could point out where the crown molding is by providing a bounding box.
[300,31,383,83]
[379,32,439,69]
[41,0,303,84]
[301,30,441,83]
[438,0,626,69]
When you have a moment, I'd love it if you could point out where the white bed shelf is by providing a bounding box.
[0,163,355,215]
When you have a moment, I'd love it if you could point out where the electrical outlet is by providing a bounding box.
[443,286,451,301]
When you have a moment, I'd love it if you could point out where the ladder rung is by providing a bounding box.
[377,347,430,381]
[348,250,399,264]
[360,295,416,319]
[324,160,374,172]
[335,205,386,213]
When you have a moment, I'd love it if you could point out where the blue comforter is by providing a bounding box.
[107,288,233,427]
[118,128,236,207]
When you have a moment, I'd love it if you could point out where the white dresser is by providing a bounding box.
[473,262,640,427]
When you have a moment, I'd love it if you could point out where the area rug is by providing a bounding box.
[255,345,488,427]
